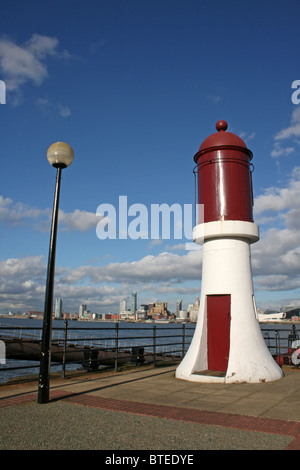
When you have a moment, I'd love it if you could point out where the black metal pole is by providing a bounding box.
[38,167,62,404]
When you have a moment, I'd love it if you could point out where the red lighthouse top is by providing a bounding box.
[194,120,254,223]
[195,120,252,161]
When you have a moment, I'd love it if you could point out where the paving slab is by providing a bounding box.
[0,364,300,450]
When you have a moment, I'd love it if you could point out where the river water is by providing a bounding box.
[0,317,299,384]
[0,317,194,384]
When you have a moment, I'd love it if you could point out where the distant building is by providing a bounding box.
[131,292,137,314]
[176,300,183,316]
[178,310,188,321]
[189,297,200,322]
[258,307,300,322]
[120,299,127,313]
[284,307,300,318]
[104,314,120,321]
[136,310,147,320]
[120,310,131,320]
[135,304,149,321]
[91,313,104,320]
[258,312,287,322]
[55,298,63,319]
[62,312,74,320]
[120,310,136,320]
[140,304,149,315]
[148,302,168,318]
[28,311,44,319]
[79,304,87,319]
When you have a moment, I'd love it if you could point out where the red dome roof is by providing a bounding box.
[195,120,251,158]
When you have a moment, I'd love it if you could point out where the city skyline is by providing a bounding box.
[0,1,300,314]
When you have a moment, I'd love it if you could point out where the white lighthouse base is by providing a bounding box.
[176,221,283,384]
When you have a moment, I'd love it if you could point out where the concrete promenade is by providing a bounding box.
[1,363,300,451]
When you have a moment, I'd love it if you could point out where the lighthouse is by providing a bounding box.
[176,120,283,383]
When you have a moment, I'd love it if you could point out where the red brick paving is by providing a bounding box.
[0,390,299,450]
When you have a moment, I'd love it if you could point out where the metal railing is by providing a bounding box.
[261,324,300,366]
[0,322,194,381]
[1,322,299,383]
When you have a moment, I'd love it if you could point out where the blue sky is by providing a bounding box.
[1,0,300,314]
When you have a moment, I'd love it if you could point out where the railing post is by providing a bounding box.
[62,319,68,378]
[275,330,280,363]
[115,322,119,372]
[288,324,299,348]
[182,323,185,358]
[153,325,156,366]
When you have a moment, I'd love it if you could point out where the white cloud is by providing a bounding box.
[0,255,128,312]
[251,166,300,293]
[0,255,44,278]
[60,250,202,286]
[252,228,300,275]
[147,239,163,249]
[206,94,221,104]
[271,108,300,157]
[58,208,101,232]
[271,142,295,158]
[274,108,300,141]
[254,274,300,292]
[2,166,300,312]
[0,34,59,91]
[238,131,256,142]
[0,195,49,225]
[25,34,59,59]
[89,40,106,54]
[58,104,71,118]
[165,243,187,251]
[0,194,101,232]
[36,97,71,118]
[254,167,300,216]
[0,34,73,110]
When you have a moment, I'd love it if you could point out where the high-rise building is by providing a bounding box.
[55,298,63,319]
[79,304,87,318]
[131,291,137,313]
[176,300,182,316]
[188,297,200,322]
[120,298,127,313]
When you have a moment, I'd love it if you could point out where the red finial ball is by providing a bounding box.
[216,120,228,132]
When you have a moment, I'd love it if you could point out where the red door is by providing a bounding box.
[207,295,231,372]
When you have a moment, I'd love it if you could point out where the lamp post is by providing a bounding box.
[38,142,74,404]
